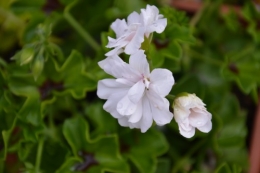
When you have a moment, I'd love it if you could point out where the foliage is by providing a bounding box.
[0,0,258,172]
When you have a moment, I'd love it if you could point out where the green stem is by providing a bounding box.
[35,137,44,173]
[146,34,154,70]
[64,1,100,52]
[167,94,176,101]
[189,1,210,27]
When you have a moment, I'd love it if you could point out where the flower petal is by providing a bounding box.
[98,56,141,81]
[146,87,166,109]
[127,11,141,25]
[189,108,209,128]
[141,5,167,35]
[174,106,189,123]
[179,125,195,138]
[105,46,124,57]
[141,5,159,26]
[139,96,153,132]
[97,79,129,99]
[151,98,173,126]
[116,78,135,86]
[98,55,124,77]
[129,50,150,76]
[103,91,128,118]
[117,94,137,116]
[128,100,143,123]
[150,68,174,97]
[128,80,145,104]
[179,118,193,131]
[124,27,145,55]
[146,18,167,34]
[118,117,129,127]
[197,119,212,133]
[111,19,128,38]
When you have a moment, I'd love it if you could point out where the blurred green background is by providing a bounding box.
[1,0,259,172]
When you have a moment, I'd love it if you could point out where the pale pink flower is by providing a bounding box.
[141,4,167,37]
[97,50,174,132]
[105,5,167,56]
[174,94,212,138]
[105,12,145,56]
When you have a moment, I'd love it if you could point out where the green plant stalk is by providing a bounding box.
[35,137,44,173]
[189,0,210,27]
[166,94,176,101]
[141,34,153,69]
[64,12,100,52]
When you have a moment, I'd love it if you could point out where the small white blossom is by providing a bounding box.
[141,4,167,37]
[105,5,167,56]
[174,93,212,138]
[97,50,174,132]
[106,12,145,56]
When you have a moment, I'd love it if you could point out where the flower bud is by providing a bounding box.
[32,54,44,80]
[20,48,34,65]
[173,93,212,138]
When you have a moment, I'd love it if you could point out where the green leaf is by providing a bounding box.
[0,73,19,160]
[212,93,249,169]
[222,10,241,32]
[45,50,97,99]
[155,158,171,173]
[18,140,35,161]
[113,0,145,16]
[1,115,17,160]
[170,24,196,44]
[56,157,82,173]
[215,163,242,173]
[215,163,232,173]
[120,129,169,173]
[84,102,117,137]
[149,44,165,68]
[161,7,189,26]
[161,41,182,60]
[8,76,44,141]
[39,140,69,173]
[63,116,129,173]
[221,48,260,94]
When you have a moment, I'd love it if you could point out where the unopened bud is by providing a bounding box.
[32,54,44,80]
[173,93,212,138]
[20,48,34,65]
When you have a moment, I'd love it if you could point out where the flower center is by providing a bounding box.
[143,77,150,89]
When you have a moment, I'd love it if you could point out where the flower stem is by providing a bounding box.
[64,1,100,52]
[35,137,44,173]
[167,94,176,101]
[189,0,210,27]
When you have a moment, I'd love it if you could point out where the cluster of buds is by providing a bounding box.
[97,5,212,138]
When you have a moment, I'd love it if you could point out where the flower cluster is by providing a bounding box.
[97,4,212,137]
[105,4,167,56]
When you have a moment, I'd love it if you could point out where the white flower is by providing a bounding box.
[97,50,174,132]
[105,5,167,56]
[174,93,212,138]
[105,12,145,56]
[141,4,167,37]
